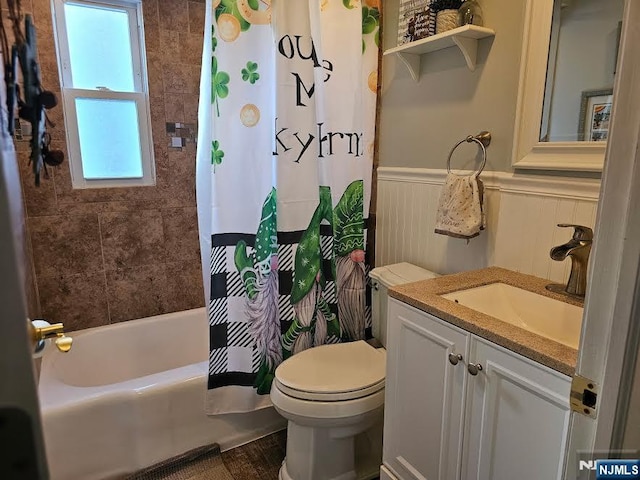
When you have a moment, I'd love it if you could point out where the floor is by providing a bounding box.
[125,431,287,480]
[221,430,287,479]
[127,430,380,480]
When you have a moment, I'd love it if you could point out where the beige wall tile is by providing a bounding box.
[164,93,186,123]
[162,63,189,94]
[183,94,199,123]
[20,171,58,217]
[100,210,166,270]
[17,0,33,14]
[16,150,59,217]
[162,207,201,264]
[57,200,160,216]
[23,223,41,320]
[22,0,203,329]
[29,214,102,276]
[144,23,161,54]
[160,29,181,62]
[156,149,197,207]
[32,0,54,28]
[158,0,189,32]
[180,33,204,66]
[55,183,158,205]
[185,64,202,94]
[106,264,169,322]
[38,271,109,329]
[165,261,205,312]
[146,51,165,97]
[149,94,167,139]
[188,1,206,36]
[142,0,159,27]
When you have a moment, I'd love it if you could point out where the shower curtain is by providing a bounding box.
[196,0,380,414]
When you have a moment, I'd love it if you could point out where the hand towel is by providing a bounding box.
[434,173,485,239]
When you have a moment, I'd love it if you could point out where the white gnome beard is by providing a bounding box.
[246,270,282,369]
[313,299,328,347]
[336,255,366,341]
[292,282,320,354]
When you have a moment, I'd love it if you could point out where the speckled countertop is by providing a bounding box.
[389,266,583,376]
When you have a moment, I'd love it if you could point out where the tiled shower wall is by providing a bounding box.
[16,0,206,330]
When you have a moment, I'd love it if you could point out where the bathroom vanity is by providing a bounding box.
[380,267,583,480]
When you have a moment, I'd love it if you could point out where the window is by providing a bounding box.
[52,0,154,188]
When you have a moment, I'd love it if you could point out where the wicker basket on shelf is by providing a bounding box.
[436,9,459,34]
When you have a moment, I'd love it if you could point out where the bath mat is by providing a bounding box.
[221,431,287,479]
[124,443,235,480]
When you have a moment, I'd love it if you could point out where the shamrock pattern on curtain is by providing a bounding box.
[197,0,380,414]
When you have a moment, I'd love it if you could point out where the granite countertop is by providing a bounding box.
[389,266,583,376]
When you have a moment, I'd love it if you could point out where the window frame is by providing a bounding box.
[51,0,155,189]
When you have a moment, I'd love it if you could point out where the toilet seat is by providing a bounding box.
[274,377,385,402]
[273,341,386,402]
[270,381,385,421]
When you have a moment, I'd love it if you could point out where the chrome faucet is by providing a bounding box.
[546,224,593,298]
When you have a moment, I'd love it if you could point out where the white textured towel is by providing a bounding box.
[434,173,485,239]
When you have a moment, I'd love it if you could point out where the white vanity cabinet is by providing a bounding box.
[381,298,572,480]
[382,297,469,480]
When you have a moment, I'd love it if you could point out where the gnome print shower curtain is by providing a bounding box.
[196,0,380,414]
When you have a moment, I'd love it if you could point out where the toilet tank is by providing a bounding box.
[369,263,439,347]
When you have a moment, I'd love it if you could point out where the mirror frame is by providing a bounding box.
[512,0,607,172]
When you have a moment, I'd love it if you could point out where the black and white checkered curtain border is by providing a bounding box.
[207,227,372,390]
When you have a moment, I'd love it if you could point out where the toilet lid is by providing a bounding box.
[274,341,386,401]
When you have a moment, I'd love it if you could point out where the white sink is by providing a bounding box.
[441,283,584,349]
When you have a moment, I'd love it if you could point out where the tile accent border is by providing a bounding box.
[166,122,197,150]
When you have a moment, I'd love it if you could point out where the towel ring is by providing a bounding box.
[446,131,491,176]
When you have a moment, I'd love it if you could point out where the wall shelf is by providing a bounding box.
[384,25,495,81]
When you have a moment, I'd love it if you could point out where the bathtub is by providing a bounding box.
[38,308,286,480]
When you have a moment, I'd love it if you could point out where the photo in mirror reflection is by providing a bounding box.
[540,0,623,143]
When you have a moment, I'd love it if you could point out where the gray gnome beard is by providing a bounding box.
[336,255,366,341]
[246,270,282,369]
[292,282,319,354]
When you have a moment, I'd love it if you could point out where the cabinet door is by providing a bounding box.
[384,299,469,480]
[461,337,571,480]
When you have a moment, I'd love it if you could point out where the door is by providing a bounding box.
[461,337,571,480]
[383,299,469,480]
[565,1,640,476]
[0,128,49,476]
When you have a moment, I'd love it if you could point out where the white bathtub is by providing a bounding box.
[38,308,286,480]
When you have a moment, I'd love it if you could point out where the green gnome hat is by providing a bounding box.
[334,180,364,257]
[289,186,333,304]
[235,188,277,299]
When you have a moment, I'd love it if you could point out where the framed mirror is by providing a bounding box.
[512,0,624,171]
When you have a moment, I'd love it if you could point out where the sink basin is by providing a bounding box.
[441,283,583,349]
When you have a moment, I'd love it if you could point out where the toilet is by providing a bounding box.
[270,262,438,480]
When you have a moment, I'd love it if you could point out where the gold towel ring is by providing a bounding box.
[446,131,491,176]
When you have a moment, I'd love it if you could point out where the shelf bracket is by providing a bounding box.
[396,52,421,82]
[452,36,479,71]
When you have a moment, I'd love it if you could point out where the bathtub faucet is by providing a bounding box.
[546,224,593,298]
[29,320,73,353]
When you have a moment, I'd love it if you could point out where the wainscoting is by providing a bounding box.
[375,168,601,284]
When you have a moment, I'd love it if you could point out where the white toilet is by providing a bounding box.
[270,263,438,480]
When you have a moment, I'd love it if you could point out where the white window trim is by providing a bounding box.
[51,0,155,189]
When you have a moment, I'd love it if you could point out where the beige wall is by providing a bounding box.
[379,0,527,172]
